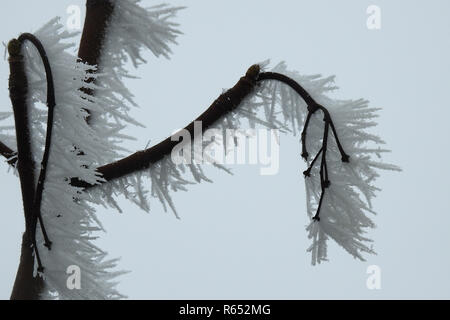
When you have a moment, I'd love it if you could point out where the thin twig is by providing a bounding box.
[18,33,55,251]
[303,147,323,177]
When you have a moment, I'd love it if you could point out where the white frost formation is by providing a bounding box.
[1,0,399,299]
[96,60,400,266]
[12,0,183,299]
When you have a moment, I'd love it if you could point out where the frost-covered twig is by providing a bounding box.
[73,66,350,226]
[71,65,262,188]
[16,33,56,263]
[80,61,399,266]
[259,72,350,222]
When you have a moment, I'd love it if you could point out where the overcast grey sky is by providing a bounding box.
[1,0,450,299]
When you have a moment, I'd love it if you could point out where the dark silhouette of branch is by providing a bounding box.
[8,33,56,278]
[70,65,261,188]
[258,73,350,221]
[17,33,55,253]
[71,66,349,206]
[78,0,114,67]
[0,141,17,166]
[7,38,43,300]
[258,72,350,163]
[71,68,350,222]
[303,147,323,177]
[77,0,114,107]
[10,234,44,300]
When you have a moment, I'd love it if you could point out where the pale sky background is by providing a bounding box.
[1,0,450,299]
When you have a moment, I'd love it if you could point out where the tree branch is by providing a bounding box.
[8,39,36,246]
[71,66,339,188]
[7,39,43,300]
[0,140,17,166]
[72,66,350,222]
[78,0,114,99]
[71,65,261,188]
[17,33,55,251]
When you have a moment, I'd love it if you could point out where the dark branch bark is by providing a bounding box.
[10,233,44,300]
[258,72,319,107]
[0,0,115,166]
[17,33,56,251]
[78,0,114,67]
[8,39,36,245]
[71,66,343,190]
[71,65,261,189]
[7,39,44,300]
[0,140,17,166]
[72,67,349,223]
[78,0,114,100]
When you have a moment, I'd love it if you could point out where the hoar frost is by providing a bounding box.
[12,0,184,299]
[1,0,399,299]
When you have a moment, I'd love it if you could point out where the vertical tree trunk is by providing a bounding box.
[10,234,44,300]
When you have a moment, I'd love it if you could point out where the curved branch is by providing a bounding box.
[8,32,57,299]
[72,66,348,191]
[71,65,261,188]
[258,72,319,107]
[72,66,350,222]
[18,33,55,252]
